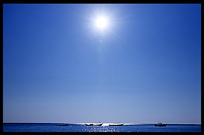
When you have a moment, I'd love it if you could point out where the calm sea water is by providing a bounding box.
[3,123,201,132]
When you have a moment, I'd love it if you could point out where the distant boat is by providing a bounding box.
[69,123,83,126]
[109,123,123,126]
[154,122,167,126]
[85,123,103,126]
[55,124,69,126]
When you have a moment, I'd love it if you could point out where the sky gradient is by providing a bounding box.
[3,4,201,124]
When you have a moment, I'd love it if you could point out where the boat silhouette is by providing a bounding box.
[55,124,69,126]
[154,122,167,126]
[109,123,123,126]
[85,123,103,126]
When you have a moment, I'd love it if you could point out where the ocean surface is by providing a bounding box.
[3,123,201,132]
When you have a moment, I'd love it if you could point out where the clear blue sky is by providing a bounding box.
[3,4,201,124]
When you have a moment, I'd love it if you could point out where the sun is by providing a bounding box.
[95,16,109,30]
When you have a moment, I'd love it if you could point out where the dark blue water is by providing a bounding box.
[3,123,201,132]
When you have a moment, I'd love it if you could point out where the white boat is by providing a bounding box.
[85,123,103,126]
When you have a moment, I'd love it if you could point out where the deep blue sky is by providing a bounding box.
[3,4,201,124]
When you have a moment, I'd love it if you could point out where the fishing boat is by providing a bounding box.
[55,124,69,126]
[85,123,103,126]
[154,122,167,127]
[109,123,123,126]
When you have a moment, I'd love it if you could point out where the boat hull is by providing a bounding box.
[109,123,123,126]
[55,124,69,126]
[85,123,103,126]
[154,124,166,127]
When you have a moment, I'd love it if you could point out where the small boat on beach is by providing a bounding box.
[154,122,167,127]
[55,124,69,126]
[85,123,103,126]
[109,123,123,126]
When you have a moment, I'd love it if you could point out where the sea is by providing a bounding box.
[3,123,201,132]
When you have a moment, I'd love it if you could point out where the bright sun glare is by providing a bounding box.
[95,16,108,30]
